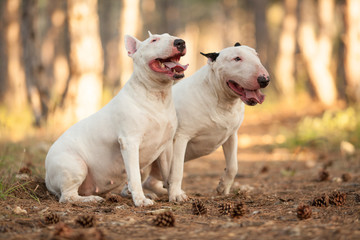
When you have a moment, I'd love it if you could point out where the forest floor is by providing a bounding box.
[0,104,360,240]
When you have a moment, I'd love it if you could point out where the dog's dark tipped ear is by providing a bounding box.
[200,52,219,62]
[234,42,241,47]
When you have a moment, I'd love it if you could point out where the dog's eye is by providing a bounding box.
[151,39,157,43]
[234,57,242,62]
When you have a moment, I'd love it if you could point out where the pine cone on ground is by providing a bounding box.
[106,195,121,203]
[45,213,60,225]
[19,167,32,175]
[260,166,269,174]
[153,211,175,227]
[355,194,360,203]
[318,169,330,181]
[296,204,312,220]
[192,199,207,215]
[311,193,329,207]
[76,215,96,228]
[341,173,351,182]
[230,202,246,218]
[218,202,232,216]
[329,191,346,206]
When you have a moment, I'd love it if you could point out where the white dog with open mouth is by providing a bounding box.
[143,43,270,202]
[45,32,188,207]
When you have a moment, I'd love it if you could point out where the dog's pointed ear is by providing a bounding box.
[125,35,141,57]
[234,42,241,47]
[200,52,219,62]
[148,31,153,37]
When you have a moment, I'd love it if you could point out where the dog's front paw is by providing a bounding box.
[133,196,154,207]
[216,182,230,195]
[169,190,188,202]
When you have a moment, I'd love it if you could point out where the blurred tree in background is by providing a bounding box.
[0,0,359,139]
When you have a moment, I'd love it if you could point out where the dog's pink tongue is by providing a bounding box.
[245,89,265,104]
[163,62,189,72]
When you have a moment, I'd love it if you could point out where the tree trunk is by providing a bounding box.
[61,0,104,126]
[118,0,140,88]
[344,0,360,102]
[2,0,27,110]
[298,0,337,106]
[0,0,7,99]
[252,0,269,66]
[21,0,46,126]
[98,0,121,91]
[40,1,70,116]
[275,0,297,99]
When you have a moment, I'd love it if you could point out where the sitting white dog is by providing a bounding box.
[45,32,188,207]
[143,43,270,202]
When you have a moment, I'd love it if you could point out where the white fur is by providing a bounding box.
[145,45,269,202]
[45,33,187,207]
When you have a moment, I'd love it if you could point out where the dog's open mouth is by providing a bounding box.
[226,80,265,106]
[149,54,189,80]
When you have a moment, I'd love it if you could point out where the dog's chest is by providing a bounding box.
[185,108,243,160]
[189,123,237,155]
[139,112,176,162]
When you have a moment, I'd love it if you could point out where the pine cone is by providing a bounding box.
[341,173,351,182]
[355,194,360,203]
[76,215,96,228]
[153,211,175,227]
[296,204,312,220]
[192,199,207,215]
[218,202,232,216]
[106,195,121,203]
[318,169,330,181]
[230,202,246,218]
[45,213,60,224]
[329,191,346,206]
[311,193,329,207]
[260,166,269,174]
[18,167,32,175]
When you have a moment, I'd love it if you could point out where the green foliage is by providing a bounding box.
[284,107,360,150]
[0,179,27,200]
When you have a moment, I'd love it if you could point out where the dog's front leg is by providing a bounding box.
[217,133,238,195]
[168,135,189,202]
[119,139,154,207]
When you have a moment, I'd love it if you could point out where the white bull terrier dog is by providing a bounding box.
[144,42,270,202]
[45,32,188,207]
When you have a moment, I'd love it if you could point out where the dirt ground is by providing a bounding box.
[1,108,360,240]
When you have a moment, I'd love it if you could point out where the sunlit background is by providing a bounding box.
[0,0,359,152]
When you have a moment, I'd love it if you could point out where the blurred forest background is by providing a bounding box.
[0,0,359,148]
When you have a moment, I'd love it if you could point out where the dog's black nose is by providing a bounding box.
[257,75,270,88]
[174,39,185,52]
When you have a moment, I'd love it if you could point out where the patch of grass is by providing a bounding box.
[0,141,47,202]
[0,178,28,200]
[283,106,360,150]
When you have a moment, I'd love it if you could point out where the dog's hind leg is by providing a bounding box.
[143,162,168,196]
[46,155,104,203]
